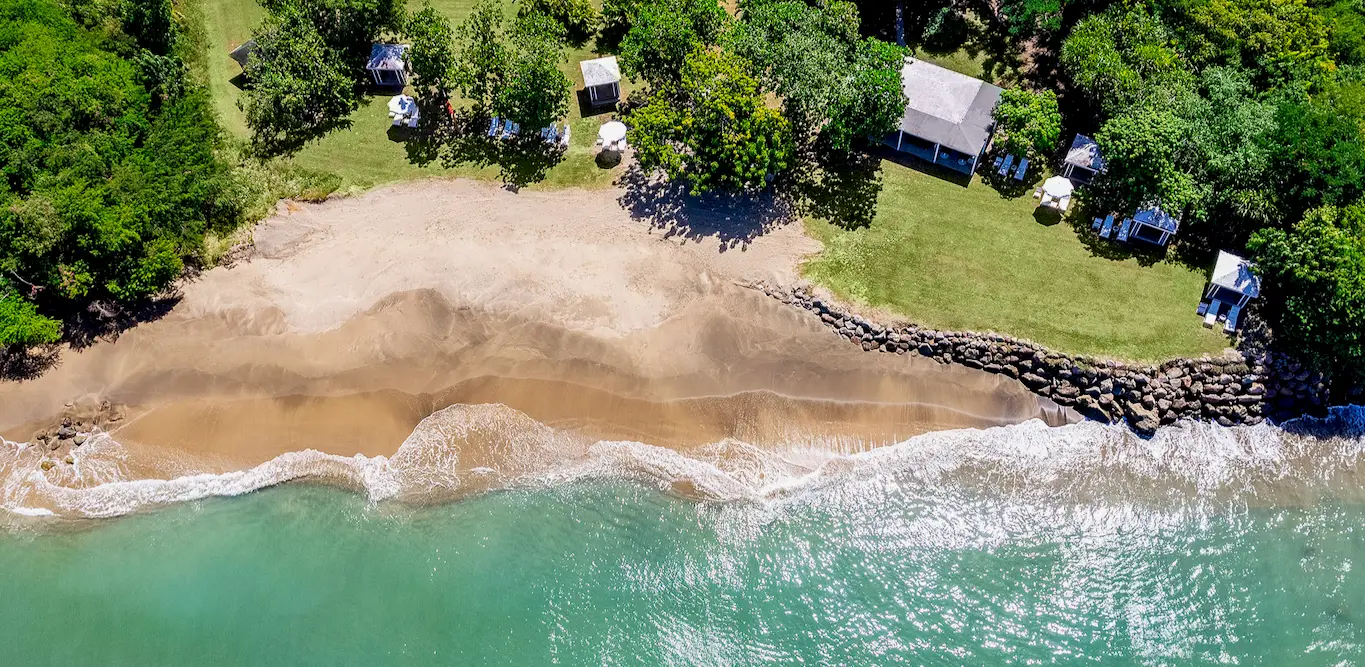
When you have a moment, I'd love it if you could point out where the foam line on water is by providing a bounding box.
[3,404,1364,520]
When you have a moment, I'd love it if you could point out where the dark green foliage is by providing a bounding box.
[121,0,175,54]
[405,2,458,100]
[1061,4,1192,115]
[494,12,571,130]
[1265,90,1365,222]
[0,281,61,348]
[0,0,238,347]
[730,0,904,152]
[992,88,1062,160]
[599,0,644,49]
[618,0,729,88]
[518,0,598,45]
[258,0,405,71]
[628,49,794,194]
[1315,0,1365,66]
[999,0,1066,37]
[452,3,571,129]
[1248,204,1365,379]
[241,8,358,155]
[1156,0,1331,81]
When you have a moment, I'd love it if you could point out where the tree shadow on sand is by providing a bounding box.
[616,166,797,251]
[401,106,565,189]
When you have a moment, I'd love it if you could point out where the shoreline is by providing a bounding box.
[759,283,1333,433]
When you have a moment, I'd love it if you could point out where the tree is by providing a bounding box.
[628,49,794,194]
[1060,4,1192,115]
[991,88,1062,160]
[518,0,598,45]
[0,287,61,348]
[1248,204,1365,379]
[1157,0,1332,80]
[121,0,175,54]
[619,0,729,88]
[241,8,358,154]
[258,0,405,71]
[728,0,903,151]
[455,0,508,113]
[494,12,571,130]
[998,0,1067,37]
[1264,92,1365,222]
[405,2,458,101]
[1093,101,1198,212]
[600,0,645,48]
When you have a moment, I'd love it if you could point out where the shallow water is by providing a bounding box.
[2,478,1363,665]
[4,407,1365,665]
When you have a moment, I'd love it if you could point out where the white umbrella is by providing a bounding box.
[598,121,627,144]
[387,95,415,116]
[1042,175,1074,199]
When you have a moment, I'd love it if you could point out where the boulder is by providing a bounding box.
[1124,402,1161,434]
[1020,373,1050,389]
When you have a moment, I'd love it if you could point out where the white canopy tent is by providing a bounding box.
[1039,175,1074,209]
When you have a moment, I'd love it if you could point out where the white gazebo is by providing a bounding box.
[1129,204,1180,246]
[580,56,621,106]
[1199,250,1261,332]
[366,44,410,86]
[1062,134,1105,184]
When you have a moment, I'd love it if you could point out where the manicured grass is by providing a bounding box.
[802,161,1230,362]
[197,0,629,191]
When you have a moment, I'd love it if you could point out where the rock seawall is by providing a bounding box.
[761,284,1329,434]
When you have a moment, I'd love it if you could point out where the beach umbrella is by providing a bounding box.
[1042,175,1074,199]
[387,95,414,116]
[598,121,627,144]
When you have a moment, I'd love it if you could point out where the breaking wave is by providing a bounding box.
[3,404,1365,520]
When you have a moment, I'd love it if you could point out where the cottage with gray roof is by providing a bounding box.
[884,59,1002,177]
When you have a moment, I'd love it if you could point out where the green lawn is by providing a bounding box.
[197,0,629,192]
[802,162,1230,362]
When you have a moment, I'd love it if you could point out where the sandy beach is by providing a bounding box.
[0,179,1064,485]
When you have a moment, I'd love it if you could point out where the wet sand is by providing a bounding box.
[0,180,1066,482]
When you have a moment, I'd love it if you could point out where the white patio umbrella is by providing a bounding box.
[1042,175,1074,199]
[387,95,415,116]
[598,121,627,144]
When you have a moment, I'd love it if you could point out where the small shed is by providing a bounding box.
[228,39,257,69]
[366,44,410,86]
[579,56,621,106]
[1063,134,1105,184]
[1130,205,1180,246]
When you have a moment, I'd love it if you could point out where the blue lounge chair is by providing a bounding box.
[998,154,1015,176]
[1092,217,1103,231]
[992,156,1004,171]
[1117,218,1133,242]
[1013,158,1029,180]
[488,117,500,137]
[1099,216,1115,239]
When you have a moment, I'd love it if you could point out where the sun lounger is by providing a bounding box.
[1099,215,1115,238]
[560,124,571,147]
[1033,187,1042,199]
[392,117,404,127]
[488,117,500,137]
[1116,218,1132,242]
[1092,217,1104,231]
[1197,301,1209,316]
[405,116,418,128]
[1014,158,1029,180]
[1057,195,1071,211]
[992,156,1003,170]
[1224,305,1241,333]
[1203,300,1221,328]
[998,154,1015,176]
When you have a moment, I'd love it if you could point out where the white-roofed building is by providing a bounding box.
[884,59,1002,177]
[579,56,621,106]
[366,44,410,86]
[1062,134,1105,184]
[1200,251,1261,331]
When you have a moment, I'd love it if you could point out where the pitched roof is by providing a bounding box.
[897,59,1002,155]
[228,39,256,68]
[1133,205,1180,234]
[1211,250,1260,299]
[366,43,409,72]
[1064,134,1105,172]
[579,56,621,88]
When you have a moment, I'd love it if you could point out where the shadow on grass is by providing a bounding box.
[576,89,617,119]
[398,107,565,189]
[1032,206,1064,227]
[875,147,973,188]
[1066,209,1170,267]
[616,166,796,251]
[789,148,885,230]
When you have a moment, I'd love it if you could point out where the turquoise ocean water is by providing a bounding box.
[3,407,1365,665]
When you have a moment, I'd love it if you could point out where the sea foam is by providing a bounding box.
[4,404,1364,520]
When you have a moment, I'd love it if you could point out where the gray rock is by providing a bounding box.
[72,434,88,446]
[1124,402,1160,434]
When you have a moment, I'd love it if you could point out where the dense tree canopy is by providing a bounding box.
[242,8,358,153]
[0,0,238,348]
[618,0,729,87]
[1249,204,1365,379]
[494,12,571,130]
[1060,5,1191,115]
[518,0,598,45]
[405,2,458,101]
[991,88,1062,161]
[629,49,793,194]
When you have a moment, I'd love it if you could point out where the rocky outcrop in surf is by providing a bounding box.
[758,283,1333,434]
